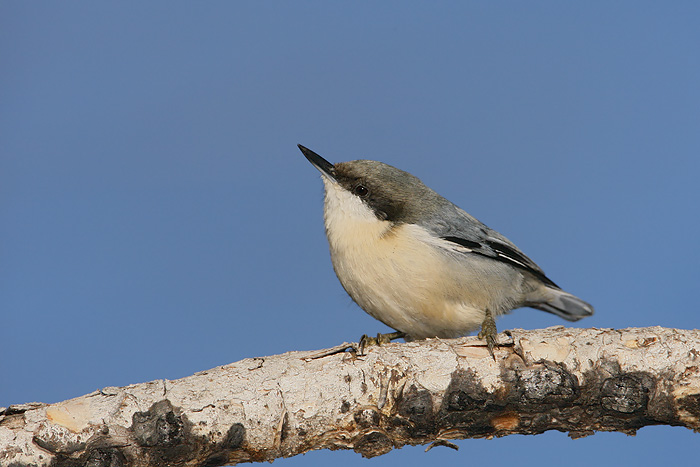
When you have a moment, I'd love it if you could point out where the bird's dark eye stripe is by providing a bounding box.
[353,184,369,196]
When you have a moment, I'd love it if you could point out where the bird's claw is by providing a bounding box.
[478,309,498,360]
[356,331,405,355]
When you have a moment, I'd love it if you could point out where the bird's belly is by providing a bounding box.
[328,224,511,338]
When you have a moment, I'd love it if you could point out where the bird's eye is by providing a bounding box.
[353,184,369,197]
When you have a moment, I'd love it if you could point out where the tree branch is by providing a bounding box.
[2,326,699,466]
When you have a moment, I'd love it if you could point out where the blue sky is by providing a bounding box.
[2,2,699,466]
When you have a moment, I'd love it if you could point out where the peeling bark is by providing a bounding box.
[1,326,699,466]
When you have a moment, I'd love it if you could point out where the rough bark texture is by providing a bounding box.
[2,326,700,466]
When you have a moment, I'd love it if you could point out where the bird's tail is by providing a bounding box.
[530,287,594,322]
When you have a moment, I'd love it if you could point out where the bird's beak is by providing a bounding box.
[298,144,336,180]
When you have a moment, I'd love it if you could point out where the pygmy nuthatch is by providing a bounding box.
[299,144,593,353]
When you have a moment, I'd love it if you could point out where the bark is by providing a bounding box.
[2,326,700,467]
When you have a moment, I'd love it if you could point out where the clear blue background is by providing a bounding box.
[2,2,699,466]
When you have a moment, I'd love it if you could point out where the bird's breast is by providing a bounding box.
[324,210,488,337]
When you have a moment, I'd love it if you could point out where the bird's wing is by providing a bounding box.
[424,206,559,288]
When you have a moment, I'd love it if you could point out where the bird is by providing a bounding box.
[298,144,593,355]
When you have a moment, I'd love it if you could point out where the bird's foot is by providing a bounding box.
[477,309,498,360]
[357,331,405,355]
